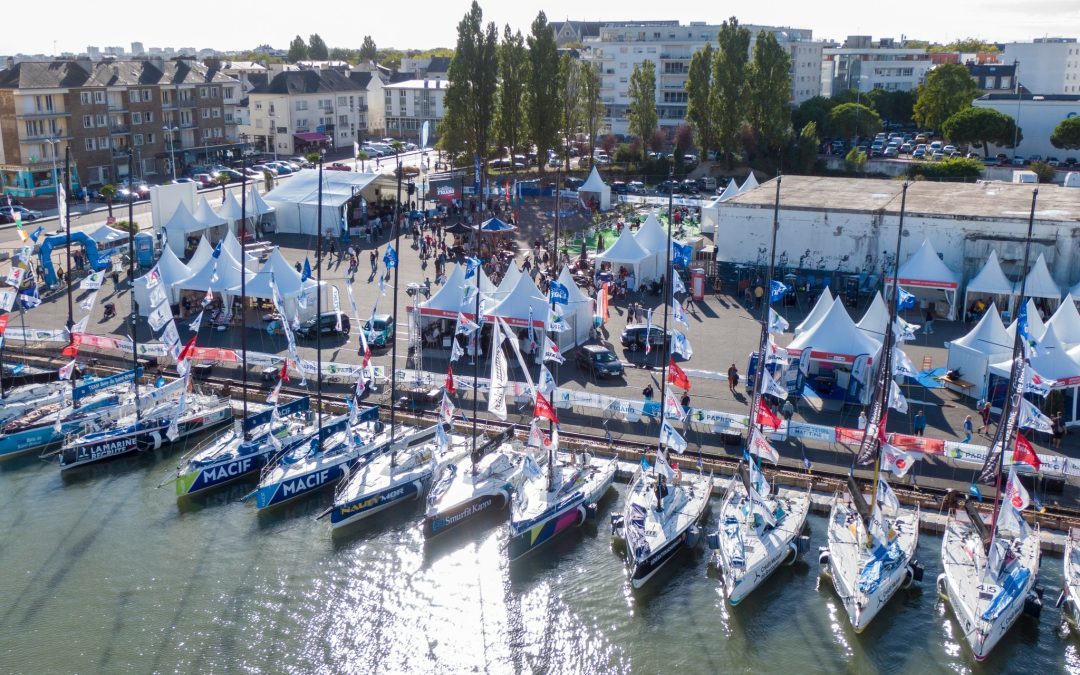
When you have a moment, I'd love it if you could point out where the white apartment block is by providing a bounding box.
[821,36,932,96]
[1003,38,1080,95]
[585,21,823,137]
[382,78,446,141]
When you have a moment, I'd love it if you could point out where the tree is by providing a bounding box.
[444,1,499,168]
[941,107,1021,158]
[913,63,980,130]
[600,134,618,155]
[674,124,694,158]
[308,34,329,61]
[495,26,529,159]
[1051,116,1080,150]
[792,96,836,139]
[829,103,882,140]
[685,44,715,158]
[747,30,792,156]
[797,122,820,173]
[360,36,378,62]
[579,61,603,169]
[845,147,867,173]
[710,17,751,166]
[216,172,231,202]
[627,60,657,158]
[559,52,583,171]
[287,35,308,63]
[1029,161,1056,183]
[526,11,562,174]
[202,57,222,71]
[647,129,666,153]
[872,90,915,126]
[99,184,116,218]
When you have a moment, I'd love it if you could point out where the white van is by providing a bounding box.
[1012,170,1038,184]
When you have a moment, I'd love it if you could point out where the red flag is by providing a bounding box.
[1013,433,1041,471]
[599,282,610,322]
[279,360,290,382]
[667,358,691,391]
[176,335,198,364]
[877,411,889,445]
[445,364,456,395]
[534,391,560,425]
[756,401,781,430]
[61,333,82,357]
[0,315,8,334]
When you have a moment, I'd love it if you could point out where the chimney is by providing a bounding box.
[423,78,429,89]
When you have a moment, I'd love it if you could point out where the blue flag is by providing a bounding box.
[969,483,982,502]
[212,241,222,259]
[803,457,812,471]
[896,286,916,311]
[155,375,165,388]
[383,245,398,269]
[548,280,569,305]
[640,454,651,471]
[28,225,44,242]
[301,257,312,282]
[769,280,789,304]
[464,257,481,280]
[672,241,692,268]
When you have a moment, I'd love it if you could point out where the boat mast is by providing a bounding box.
[390,151,404,467]
[128,148,140,423]
[316,154,324,433]
[470,213,481,475]
[240,149,249,436]
[985,188,1039,545]
[864,182,907,542]
[63,146,76,407]
[656,168,675,486]
[550,166,561,491]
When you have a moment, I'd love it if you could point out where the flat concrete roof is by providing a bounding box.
[724,175,1080,224]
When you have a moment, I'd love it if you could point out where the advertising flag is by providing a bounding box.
[660,419,688,453]
[667,358,691,391]
[1005,466,1030,511]
[748,428,780,463]
[1012,433,1041,471]
[533,391,560,425]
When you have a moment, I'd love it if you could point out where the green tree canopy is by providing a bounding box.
[627,60,658,158]
[308,34,329,61]
[685,44,715,157]
[287,35,308,63]
[792,96,837,138]
[443,1,499,163]
[873,90,916,126]
[913,63,980,130]
[359,36,378,62]
[710,17,751,166]
[1051,117,1080,150]
[559,52,584,170]
[579,61,603,167]
[829,103,882,139]
[747,30,793,155]
[941,107,1021,158]
[495,26,529,157]
[526,11,562,173]
[797,121,820,173]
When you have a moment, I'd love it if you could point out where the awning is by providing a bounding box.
[294,132,330,143]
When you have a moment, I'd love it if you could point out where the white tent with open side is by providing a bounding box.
[633,213,670,279]
[1017,252,1062,306]
[963,249,1017,319]
[786,296,883,405]
[219,229,260,268]
[175,247,253,298]
[596,227,654,289]
[884,238,961,320]
[133,245,192,314]
[1045,297,1080,349]
[214,191,245,230]
[990,323,1080,426]
[857,292,889,341]
[237,247,318,321]
[1005,298,1047,344]
[162,201,207,257]
[186,235,213,270]
[945,302,1011,399]
[577,167,611,211]
[263,169,383,235]
[795,286,833,337]
[555,265,594,350]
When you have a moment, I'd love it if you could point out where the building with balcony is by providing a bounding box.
[0,57,238,196]
[241,68,365,157]
[821,36,933,97]
[1002,38,1080,96]
[381,78,446,142]
[585,21,823,137]
[347,71,385,140]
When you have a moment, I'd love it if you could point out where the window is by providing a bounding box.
[85,138,95,151]
[210,87,219,97]
[201,108,210,119]
[142,89,152,102]
[80,92,91,105]
[255,102,263,110]
[145,111,153,123]
[296,119,308,128]
[95,114,106,126]
[224,87,234,99]
[199,87,208,98]
[339,115,348,125]
[202,129,210,140]
[134,134,144,146]
[94,91,105,104]
[83,115,93,128]
[132,112,142,124]
[146,133,155,144]
[129,90,138,103]
[295,100,308,111]
[337,96,347,105]
[211,108,221,118]
[99,136,108,149]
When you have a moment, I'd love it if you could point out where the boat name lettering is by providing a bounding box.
[203,458,253,482]
[281,469,330,497]
[83,437,138,460]
[433,498,493,532]
[341,486,407,515]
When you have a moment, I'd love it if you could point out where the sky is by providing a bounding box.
[7,0,1080,56]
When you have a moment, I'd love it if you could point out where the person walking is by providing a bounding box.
[962,415,973,443]
[727,364,739,394]
[1052,413,1067,449]
[370,249,378,274]
[857,410,867,431]
[924,309,935,335]
[978,401,992,434]
[912,410,927,437]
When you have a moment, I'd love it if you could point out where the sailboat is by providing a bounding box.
[711,175,810,605]
[1060,529,1080,634]
[820,183,921,631]
[938,189,1043,661]
[612,187,712,589]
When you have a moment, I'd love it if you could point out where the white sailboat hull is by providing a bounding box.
[1064,532,1080,632]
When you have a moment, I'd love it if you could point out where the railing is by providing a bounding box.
[18,110,69,118]
[109,125,130,134]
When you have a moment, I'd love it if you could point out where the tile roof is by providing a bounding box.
[0,59,237,90]
[250,69,362,95]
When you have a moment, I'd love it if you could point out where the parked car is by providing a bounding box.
[565,177,584,190]
[682,153,698,164]
[679,179,699,194]
[574,344,624,379]
[326,163,352,172]
[931,151,945,161]
[362,314,395,348]
[296,312,351,338]
[620,325,672,352]
[627,181,645,194]
[192,173,215,188]
[1047,157,1061,167]
[899,143,913,154]
[0,205,43,223]
[171,177,194,185]
[883,147,899,158]
[1011,156,1026,166]
[610,181,628,194]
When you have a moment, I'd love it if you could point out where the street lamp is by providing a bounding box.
[164,125,179,181]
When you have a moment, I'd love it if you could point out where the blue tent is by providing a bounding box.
[478,216,516,233]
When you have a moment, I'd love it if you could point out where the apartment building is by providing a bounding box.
[347,71,386,139]
[242,69,365,157]
[967,62,1017,94]
[1002,38,1080,95]
[382,78,446,142]
[821,36,932,96]
[0,57,237,196]
[585,21,823,137]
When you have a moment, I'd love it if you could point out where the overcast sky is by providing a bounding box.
[8,0,1079,56]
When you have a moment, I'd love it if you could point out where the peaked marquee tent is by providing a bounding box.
[596,228,654,289]
[963,249,1016,317]
[946,302,1011,398]
[1017,253,1062,309]
[795,287,834,337]
[162,202,207,257]
[1044,298,1080,349]
[990,322,1080,425]
[240,247,319,320]
[633,213,670,279]
[884,239,961,320]
[133,246,192,314]
[554,266,594,350]
[578,167,611,211]
[857,292,889,341]
[787,296,883,404]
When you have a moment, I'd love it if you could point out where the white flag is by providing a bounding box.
[758,368,788,400]
[547,309,571,333]
[147,282,167,310]
[439,391,456,423]
[0,289,14,311]
[267,379,281,403]
[160,320,179,348]
[148,303,171,331]
[455,312,479,335]
[670,330,693,359]
[869,504,890,545]
[538,364,557,399]
[59,359,77,380]
[1024,367,1054,397]
[449,337,464,363]
[144,265,162,289]
[663,388,685,421]
[876,477,900,513]
[542,335,564,364]
[749,484,777,529]
[72,314,90,335]
[78,290,98,313]
[188,311,204,332]
[6,266,25,288]
[672,273,686,296]
[435,422,449,450]
[768,308,789,334]
[888,379,908,413]
[80,271,104,290]
[748,428,780,464]
[672,301,689,330]
[881,443,919,477]
[892,347,918,379]
[1004,466,1030,511]
[765,338,788,364]
[1018,397,1053,433]
[895,317,919,342]
[527,420,547,448]
[660,420,687,454]
[331,286,342,331]
[523,454,543,480]
[655,449,676,481]
[748,457,771,499]
[487,333,508,420]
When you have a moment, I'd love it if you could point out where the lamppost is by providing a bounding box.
[164,125,179,181]
[1013,60,1022,165]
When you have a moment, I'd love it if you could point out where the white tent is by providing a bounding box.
[494,262,522,299]
[718,179,739,201]
[787,297,882,404]
[238,247,318,320]
[194,196,228,230]
[963,249,1017,318]
[596,228,653,289]
[857,292,889,341]
[945,302,1011,398]
[215,192,245,229]
[176,248,253,296]
[133,246,192,314]
[633,213,669,281]
[1018,252,1061,303]
[735,172,759,194]
[1068,279,1080,303]
[795,287,834,337]
[555,266,594,350]
[700,196,722,235]
[162,202,207,257]
[990,323,1080,425]
[577,167,611,211]
[416,264,494,320]
[246,184,276,217]
[263,169,382,235]
[884,239,961,320]
[219,229,260,268]
[186,235,213,270]
[1044,298,1080,349]
[1006,298,1047,344]
[485,270,549,331]
[87,225,131,247]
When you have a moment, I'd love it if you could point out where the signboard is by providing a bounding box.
[429,178,460,202]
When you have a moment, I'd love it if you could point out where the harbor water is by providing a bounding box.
[2,449,1079,674]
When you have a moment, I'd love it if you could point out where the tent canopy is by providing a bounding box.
[263,169,383,235]
[736,172,759,194]
[991,323,1080,385]
[87,224,131,246]
[787,296,882,362]
[133,246,192,313]
[176,248,253,294]
[555,265,594,349]
[162,202,208,256]
[577,166,611,211]
[717,180,739,202]
[1020,253,1061,300]
[418,264,475,318]
[857,292,889,340]
[596,228,651,286]
[477,216,516,233]
[485,270,548,328]
[965,249,1014,296]
[886,239,959,289]
[242,247,311,299]
[193,197,228,228]
[795,287,834,336]
[246,184,276,216]
[1005,298,1047,343]
[215,192,245,223]
[186,235,213,269]
[1046,296,1080,348]
[634,214,669,254]
[952,302,1011,355]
